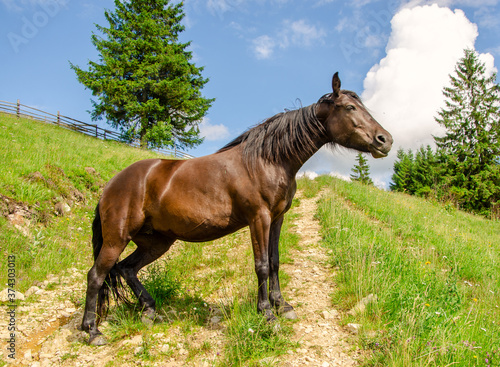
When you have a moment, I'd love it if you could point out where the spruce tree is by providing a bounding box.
[351,153,373,185]
[70,0,213,149]
[434,48,500,213]
[412,145,439,197]
[390,149,414,192]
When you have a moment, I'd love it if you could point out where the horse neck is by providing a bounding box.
[282,105,329,175]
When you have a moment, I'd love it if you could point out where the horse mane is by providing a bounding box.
[217,104,327,169]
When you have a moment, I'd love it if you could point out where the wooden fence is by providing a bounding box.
[0,99,195,160]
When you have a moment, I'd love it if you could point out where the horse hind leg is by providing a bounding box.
[116,232,174,323]
[81,240,128,345]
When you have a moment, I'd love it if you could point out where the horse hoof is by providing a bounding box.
[281,310,298,320]
[89,334,108,346]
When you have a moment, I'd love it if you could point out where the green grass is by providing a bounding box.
[9,111,499,365]
[309,175,500,366]
[1,112,301,365]
[0,113,165,291]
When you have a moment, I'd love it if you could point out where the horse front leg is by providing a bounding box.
[268,216,297,319]
[249,211,276,322]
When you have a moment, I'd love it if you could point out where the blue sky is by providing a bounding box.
[1,0,499,187]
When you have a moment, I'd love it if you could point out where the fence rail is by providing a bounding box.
[0,99,195,160]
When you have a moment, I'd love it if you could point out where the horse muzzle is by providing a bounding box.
[369,132,393,158]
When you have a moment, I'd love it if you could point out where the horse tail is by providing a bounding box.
[92,203,129,323]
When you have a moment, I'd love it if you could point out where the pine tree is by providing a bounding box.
[70,0,213,149]
[390,149,414,192]
[434,48,500,213]
[351,153,373,185]
[412,145,439,197]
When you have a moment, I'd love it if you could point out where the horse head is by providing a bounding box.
[316,72,393,158]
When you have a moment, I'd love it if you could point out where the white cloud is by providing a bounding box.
[253,35,276,59]
[362,5,481,152]
[297,170,319,180]
[280,19,326,48]
[303,4,497,187]
[199,118,231,141]
[251,19,326,59]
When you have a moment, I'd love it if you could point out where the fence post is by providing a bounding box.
[57,111,60,125]
[95,125,98,138]
[16,99,20,118]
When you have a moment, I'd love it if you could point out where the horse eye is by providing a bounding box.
[346,105,356,111]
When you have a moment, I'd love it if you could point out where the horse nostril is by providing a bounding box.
[376,134,386,144]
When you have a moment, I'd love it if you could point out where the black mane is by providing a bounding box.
[217,104,327,169]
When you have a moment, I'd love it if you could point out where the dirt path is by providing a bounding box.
[1,190,359,366]
[280,191,358,367]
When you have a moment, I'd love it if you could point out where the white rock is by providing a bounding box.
[24,349,32,361]
[346,323,362,334]
[0,288,24,302]
[25,286,41,297]
[321,310,330,319]
[348,294,378,315]
[160,344,170,353]
[128,335,143,345]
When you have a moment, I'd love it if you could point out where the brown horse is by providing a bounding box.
[82,72,393,345]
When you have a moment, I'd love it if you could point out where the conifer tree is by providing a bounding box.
[351,153,373,185]
[412,145,439,197]
[434,48,500,212]
[390,149,414,192]
[71,0,213,149]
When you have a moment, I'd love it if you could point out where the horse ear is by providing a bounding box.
[332,72,341,99]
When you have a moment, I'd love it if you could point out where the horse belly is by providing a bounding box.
[152,194,246,242]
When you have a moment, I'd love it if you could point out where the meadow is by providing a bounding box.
[1,113,499,366]
[302,176,500,366]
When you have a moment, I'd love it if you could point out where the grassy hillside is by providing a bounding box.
[0,113,298,366]
[300,176,500,366]
[2,112,499,366]
[0,113,165,291]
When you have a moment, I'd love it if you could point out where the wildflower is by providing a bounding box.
[473,298,478,302]
[425,303,430,307]
[248,328,254,333]
[425,261,431,265]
